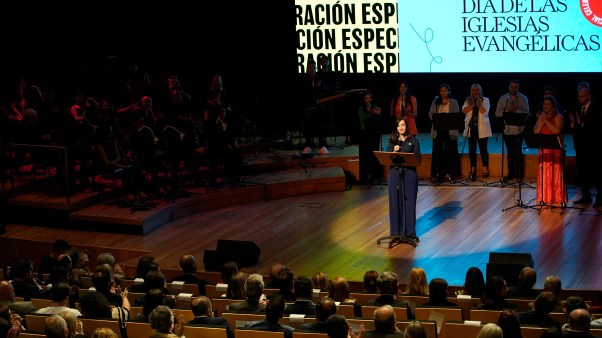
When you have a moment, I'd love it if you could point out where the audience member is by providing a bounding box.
[329,277,357,305]
[228,273,267,313]
[188,296,234,338]
[275,267,296,302]
[265,263,287,288]
[542,276,563,312]
[92,265,122,307]
[9,257,45,300]
[363,271,380,293]
[423,278,458,307]
[404,320,427,338]
[39,239,71,276]
[79,291,129,330]
[312,272,330,292]
[370,305,402,334]
[365,271,411,319]
[458,266,485,298]
[497,310,522,338]
[244,294,295,338]
[284,275,316,315]
[149,305,185,338]
[136,288,165,322]
[403,267,429,296]
[326,314,365,338]
[58,310,86,338]
[35,282,82,316]
[0,280,36,316]
[92,327,118,338]
[225,271,247,299]
[477,322,503,338]
[44,314,69,338]
[220,261,239,284]
[133,270,176,308]
[560,296,589,332]
[517,291,561,329]
[564,308,598,338]
[481,276,517,310]
[508,267,538,298]
[299,297,337,332]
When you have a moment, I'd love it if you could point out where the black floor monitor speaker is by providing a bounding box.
[486,252,534,286]
[203,240,261,271]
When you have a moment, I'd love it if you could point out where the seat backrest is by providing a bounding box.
[222,311,265,330]
[469,309,502,323]
[173,308,196,324]
[346,318,375,330]
[185,325,229,338]
[506,298,534,312]
[291,332,328,338]
[128,306,144,320]
[336,304,356,318]
[79,317,122,338]
[235,328,285,338]
[18,333,46,338]
[281,315,317,329]
[29,298,52,311]
[205,284,228,300]
[211,297,245,317]
[126,292,145,305]
[24,313,50,333]
[445,320,483,338]
[520,325,547,338]
[166,282,201,296]
[125,320,153,338]
[349,293,380,306]
[414,306,463,321]
[80,276,93,288]
[397,320,438,338]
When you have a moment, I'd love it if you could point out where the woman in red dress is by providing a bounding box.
[533,96,566,206]
[390,81,418,136]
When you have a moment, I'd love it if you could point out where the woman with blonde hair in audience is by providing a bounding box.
[312,272,330,292]
[403,320,427,338]
[403,267,429,296]
[58,310,86,338]
[477,323,503,338]
[92,327,118,338]
[329,277,356,304]
[225,271,247,299]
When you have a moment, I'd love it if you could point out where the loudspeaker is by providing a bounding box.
[486,252,534,286]
[216,239,261,267]
[203,240,261,271]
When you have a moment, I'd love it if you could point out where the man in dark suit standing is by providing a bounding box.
[188,296,234,338]
[228,274,266,313]
[170,254,208,296]
[570,87,602,207]
[284,276,316,315]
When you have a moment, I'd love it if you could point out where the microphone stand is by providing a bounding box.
[486,95,509,187]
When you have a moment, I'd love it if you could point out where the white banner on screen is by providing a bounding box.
[296,0,601,73]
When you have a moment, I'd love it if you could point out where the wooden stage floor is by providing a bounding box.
[2,133,601,291]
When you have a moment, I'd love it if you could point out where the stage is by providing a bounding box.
[2,133,601,293]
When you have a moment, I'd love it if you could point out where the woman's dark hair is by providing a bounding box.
[435,84,452,105]
[463,267,485,298]
[497,310,522,338]
[142,289,166,320]
[221,261,239,284]
[363,270,379,293]
[390,117,409,143]
[428,278,449,305]
[135,256,158,279]
[80,292,113,318]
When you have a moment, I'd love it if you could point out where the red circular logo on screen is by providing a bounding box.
[581,0,602,27]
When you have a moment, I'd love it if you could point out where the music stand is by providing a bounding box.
[432,113,466,186]
[373,151,421,248]
[522,133,575,214]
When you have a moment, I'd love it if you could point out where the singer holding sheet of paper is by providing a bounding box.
[386,117,421,241]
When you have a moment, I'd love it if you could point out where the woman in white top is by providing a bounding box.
[462,83,492,181]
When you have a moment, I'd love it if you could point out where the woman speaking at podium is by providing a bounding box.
[387,117,422,241]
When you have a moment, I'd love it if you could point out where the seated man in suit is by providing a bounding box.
[507,267,538,298]
[170,254,208,296]
[274,268,296,302]
[517,291,561,329]
[368,305,403,335]
[284,275,316,315]
[188,296,234,338]
[0,280,36,316]
[228,274,266,313]
[299,297,337,332]
[564,308,597,338]
[364,271,411,319]
[326,314,366,338]
[244,294,295,338]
